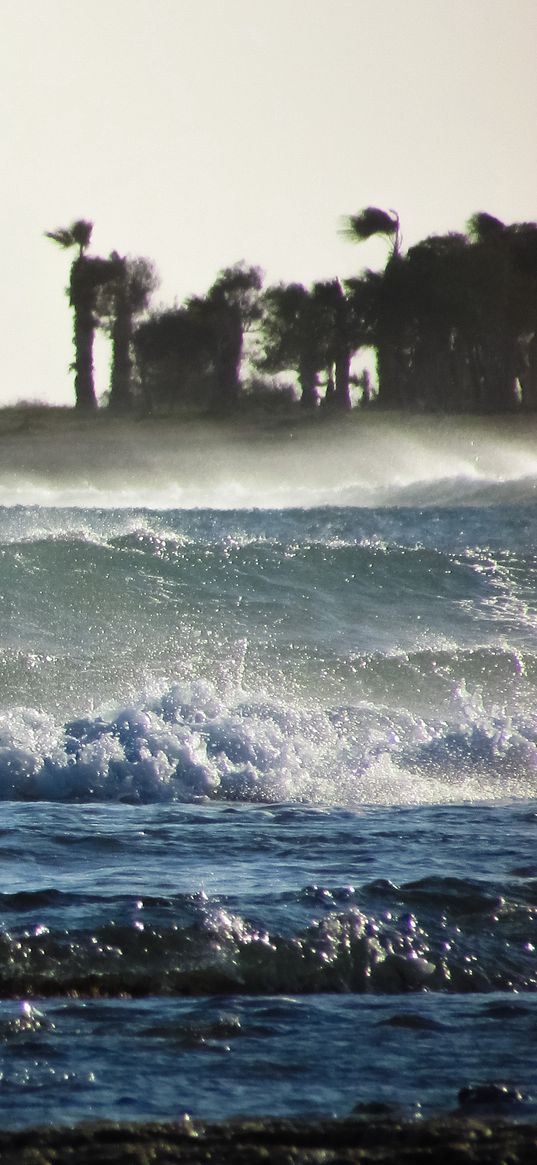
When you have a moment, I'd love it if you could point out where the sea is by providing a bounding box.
[1,417,537,1129]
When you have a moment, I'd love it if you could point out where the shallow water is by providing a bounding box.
[1,494,537,1125]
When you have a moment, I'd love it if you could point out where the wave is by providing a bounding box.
[0,678,536,806]
[2,500,537,550]
[1,473,537,510]
[2,512,536,721]
[0,876,536,998]
[3,516,536,633]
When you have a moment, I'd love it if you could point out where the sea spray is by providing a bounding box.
[1,496,537,1126]
[1,415,537,508]
[0,676,536,804]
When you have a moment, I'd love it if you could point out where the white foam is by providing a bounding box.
[0,678,536,806]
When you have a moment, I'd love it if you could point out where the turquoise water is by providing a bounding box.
[1,498,537,1125]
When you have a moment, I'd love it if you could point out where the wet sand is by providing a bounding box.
[1,1116,537,1164]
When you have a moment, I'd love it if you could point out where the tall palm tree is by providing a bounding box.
[97,254,159,411]
[260,282,329,407]
[396,233,476,411]
[310,280,353,410]
[465,213,521,412]
[508,221,537,409]
[341,207,404,408]
[45,219,114,410]
[192,263,263,412]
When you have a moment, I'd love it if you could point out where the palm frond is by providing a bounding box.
[467,212,505,244]
[71,220,93,251]
[341,206,398,244]
[45,227,75,249]
[45,219,93,253]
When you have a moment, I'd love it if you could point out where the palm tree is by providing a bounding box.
[465,213,521,412]
[260,282,329,407]
[392,233,477,411]
[465,214,537,412]
[98,254,159,411]
[311,280,354,410]
[187,264,263,413]
[341,207,405,408]
[508,220,537,409]
[207,264,263,412]
[46,218,93,257]
[342,205,401,258]
[45,219,114,410]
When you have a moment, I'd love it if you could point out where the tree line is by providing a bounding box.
[46,208,537,416]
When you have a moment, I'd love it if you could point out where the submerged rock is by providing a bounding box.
[1,1116,537,1164]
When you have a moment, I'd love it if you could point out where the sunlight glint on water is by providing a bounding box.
[1,450,537,1125]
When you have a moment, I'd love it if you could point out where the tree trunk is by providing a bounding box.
[72,300,98,411]
[109,296,133,411]
[480,331,518,412]
[519,331,537,409]
[298,357,318,408]
[322,367,336,408]
[70,258,98,412]
[210,304,242,412]
[375,337,405,408]
[334,349,352,410]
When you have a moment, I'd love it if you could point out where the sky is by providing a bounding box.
[2,0,536,406]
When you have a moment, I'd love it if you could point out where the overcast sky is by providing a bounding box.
[2,0,536,406]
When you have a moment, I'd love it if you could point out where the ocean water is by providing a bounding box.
[1,433,537,1127]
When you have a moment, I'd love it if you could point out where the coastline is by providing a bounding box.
[1,1115,537,1164]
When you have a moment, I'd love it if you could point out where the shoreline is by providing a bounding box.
[1,1115,537,1164]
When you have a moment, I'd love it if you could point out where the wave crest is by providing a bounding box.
[0,678,536,805]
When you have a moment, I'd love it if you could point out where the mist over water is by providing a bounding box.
[1,414,537,507]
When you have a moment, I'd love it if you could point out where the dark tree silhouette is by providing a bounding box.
[342,205,401,257]
[391,233,474,410]
[45,220,115,411]
[466,213,525,412]
[342,206,405,408]
[134,265,262,416]
[311,280,357,411]
[260,283,330,408]
[45,205,537,420]
[98,254,159,411]
[199,263,263,412]
[134,305,213,413]
[341,208,537,413]
[508,221,537,409]
[465,215,537,411]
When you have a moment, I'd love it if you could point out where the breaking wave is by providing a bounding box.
[1,677,537,806]
[1,874,536,998]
